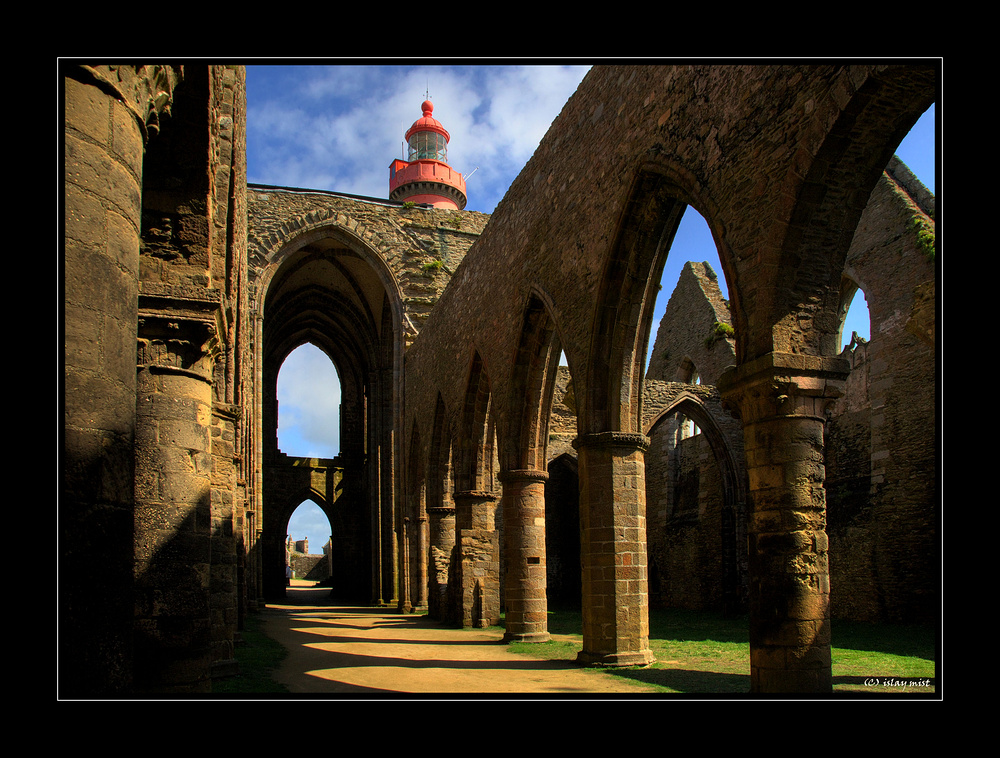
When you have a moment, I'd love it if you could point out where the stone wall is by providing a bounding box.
[642,381,747,614]
[646,260,735,384]
[825,158,937,622]
[289,552,330,582]
[247,187,489,347]
[64,64,253,695]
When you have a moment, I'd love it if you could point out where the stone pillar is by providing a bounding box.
[453,490,500,628]
[400,516,412,613]
[719,353,849,694]
[133,303,220,693]
[415,513,429,613]
[500,469,550,643]
[62,70,146,695]
[209,402,241,679]
[427,505,456,620]
[573,432,655,667]
[368,372,386,605]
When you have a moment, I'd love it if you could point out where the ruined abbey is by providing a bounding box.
[61,63,938,696]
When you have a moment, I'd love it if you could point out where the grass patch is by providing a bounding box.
[507,606,936,695]
[212,612,289,694]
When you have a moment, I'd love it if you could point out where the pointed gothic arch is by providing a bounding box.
[253,222,406,604]
[401,420,427,612]
[449,350,501,628]
[455,350,495,494]
[425,392,456,620]
[766,65,937,360]
[645,390,748,615]
[503,290,565,472]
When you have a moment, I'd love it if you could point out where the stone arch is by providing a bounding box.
[498,289,569,642]
[585,170,683,435]
[766,65,936,360]
[401,419,427,613]
[837,270,871,350]
[428,393,453,511]
[583,161,731,436]
[276,486,333,533]
[274,341,343,457]
[426,392,456,620]
[250,210,408,315]
[253,220,407,604]
[573,162,733,666]
[263,292,371,462]
[644,390,748,615]
[503,289,565,472]
[454,349,495,494]
[450,349,501,627]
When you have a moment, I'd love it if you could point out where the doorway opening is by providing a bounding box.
[286,499,333,586]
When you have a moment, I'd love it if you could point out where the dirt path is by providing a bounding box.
[261,581,657,696]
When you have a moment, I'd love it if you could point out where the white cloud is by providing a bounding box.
[247,64,590,212]
[277,344,341,457]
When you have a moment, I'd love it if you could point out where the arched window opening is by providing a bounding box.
[662,412,702,516]
[677,357,701,385]
[647,207,729,372]
[277,342,341,458]
[841,283,871,352]
[286,499,333,584]
[678,411,700,440]
[896,103,936,195]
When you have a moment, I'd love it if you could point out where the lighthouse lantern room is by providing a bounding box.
[389,100,467,210]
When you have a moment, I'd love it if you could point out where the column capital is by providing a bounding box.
[717,352,851,424]
[137,283,226,380]
[78,64,184,140]
[452,490,500,503]
[572,431,649,453]
[498,468,549,484]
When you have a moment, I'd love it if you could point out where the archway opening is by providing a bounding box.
[841,285,871,350]
[645,402,745,614]
[277,342,341,459]
[260,235,401,603]
[896,104,936,194]
[646,208,729,373]
[286,499,333,586]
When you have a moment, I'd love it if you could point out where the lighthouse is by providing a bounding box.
[389,100,467,210]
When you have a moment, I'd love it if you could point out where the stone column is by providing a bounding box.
[415,513,429,613]
[573,432,655,667]
[399,516,412,612]
[63,70,146,695]
[500,469,550,643]
[427,505,456,620]
[453,490,500,628]
[719,352,849,693]
[368,372,386,605]
[133,305,220,693]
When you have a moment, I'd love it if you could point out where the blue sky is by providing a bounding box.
[247,64,937,551]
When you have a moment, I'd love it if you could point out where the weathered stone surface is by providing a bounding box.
[62,62,938,697]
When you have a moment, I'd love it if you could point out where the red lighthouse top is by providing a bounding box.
[406,100,450,144]
[389,99,467,210]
